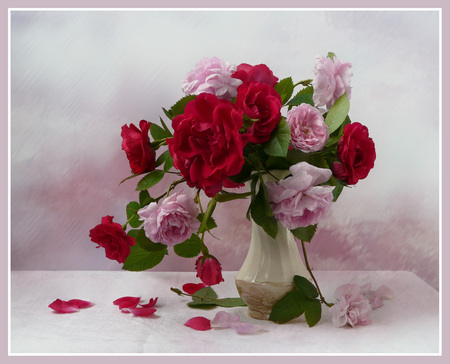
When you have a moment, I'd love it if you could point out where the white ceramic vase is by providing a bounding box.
[235,213,312,320]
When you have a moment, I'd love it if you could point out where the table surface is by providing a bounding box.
[9,270,440,355]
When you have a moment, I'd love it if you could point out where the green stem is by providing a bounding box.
[300,239,333,307]
[293,79,313,88]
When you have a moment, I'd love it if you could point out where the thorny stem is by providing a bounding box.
[300,239,333,307]
[195,189,209,256]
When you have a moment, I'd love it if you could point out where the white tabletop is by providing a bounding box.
[9,270,440,355]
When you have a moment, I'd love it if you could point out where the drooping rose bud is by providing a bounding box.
[195,256,224,286]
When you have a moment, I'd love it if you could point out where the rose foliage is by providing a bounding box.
[89,53,376,327]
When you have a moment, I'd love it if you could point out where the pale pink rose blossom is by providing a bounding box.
[287,104,329,153]
[182,57,243,100]
[329,284,372,328]
[312,55,353,109]
[138,191,200,246]
[266,162,334,229]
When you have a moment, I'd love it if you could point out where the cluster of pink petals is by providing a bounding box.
[329,284,372,328]
[185,311,263,334]
[266,162,335,229]
[287,103,329,153]
[182,56,243,101]
[312,55,353,109]
[113,296,158,317]
[49,299,94,313]
[360,283,395,310]
[138,191,200,246]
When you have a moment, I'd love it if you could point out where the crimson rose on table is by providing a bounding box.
[235,81,282,144]
[332,122,376,185]
[89,215,136,263]
[121,120,155,175]
[167,93,247,197]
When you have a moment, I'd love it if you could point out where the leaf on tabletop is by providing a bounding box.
[303,299,322,327]
[293,275,319,300]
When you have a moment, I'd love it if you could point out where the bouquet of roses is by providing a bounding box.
[89,53,376,289]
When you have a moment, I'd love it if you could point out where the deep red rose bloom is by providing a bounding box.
[121,120,155,175]
[167,93,246,197]
[89,216,135,263]
[195,256,224,286]
[232,63,278,87]
[332,122,376,185]
[235,81,282,144]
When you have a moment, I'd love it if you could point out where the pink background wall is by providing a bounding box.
[10,10,440,290]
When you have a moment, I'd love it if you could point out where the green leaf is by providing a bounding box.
[187,297,247,308]
[287,86,314,108]
[303,299,322,327]
[196,213,217,232]
[274,77,294,105]
[290,224,317,243]
[250,181,278,239]
[173,234,202,258]
[191,286,218,303]
[162,107,173,121]
[155,150,170,168]
[198,197,217,234]
[159,117,172,135]
[327,51,336,61]
[228,162,253,184]
[324,92,350,134]
[139,190,153,207]
[164,154,173,172]
[150,123,172,141]
[136,170,165,191]
[170,95,196,118]
[269,290,305,324]
[263,117,291,158]
[126,201,142,228]
[122,243,167,271]
[293,275,319,300]
[215,191,252,203]
[134,228,167,252]
[127,229,140,239]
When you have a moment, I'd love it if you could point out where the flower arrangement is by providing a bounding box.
[89,52,377,327]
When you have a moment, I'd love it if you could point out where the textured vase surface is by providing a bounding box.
[235,219,312,320]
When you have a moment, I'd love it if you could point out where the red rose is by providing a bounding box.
[121,120,155,175]
[332,122,376,185]
[167,93,246,197]
[89,216,135,263]
[235,81,282,144]
[232,63,278,87]
[195,256,224,286]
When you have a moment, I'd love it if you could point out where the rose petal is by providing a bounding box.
[67,299,94,309]
[123,307,157,317]
[375,285,395,300]
[49,299,80,313]
[182,283,207,295]
[140,297,158,308]
[230,322,264,334]
[184,316,211,331]
[210,311,240,328]
[113,296,141,309]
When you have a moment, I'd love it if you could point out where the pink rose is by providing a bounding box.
[235,81,282,144]
[137,192,200,246]
[89,216,135,263]
[231,63,278,87]
[195,256,224,286]
[266,162,334,229]
[329,284,372,328]
[121,120,155,175]
[287,104,329,153]
[182,57,243,101]
[312,55,353,109]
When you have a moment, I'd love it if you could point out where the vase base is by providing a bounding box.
[235,278,295,320]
